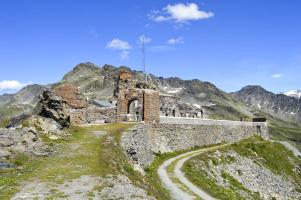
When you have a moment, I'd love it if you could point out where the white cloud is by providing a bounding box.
[106,39,132,50]
[168,37,184,44]
[272,73,283,78]
[138,35,151,44]
[149,3,214,23]
[120,51,130,61]
[0,80,28,92]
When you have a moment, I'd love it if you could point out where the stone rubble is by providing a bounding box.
[0,127,52,161]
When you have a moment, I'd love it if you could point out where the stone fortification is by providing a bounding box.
[121,117,268,168]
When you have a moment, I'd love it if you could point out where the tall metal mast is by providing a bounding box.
[142,36,147,82]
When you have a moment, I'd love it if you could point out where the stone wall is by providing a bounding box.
[70,106,116,125]
[144,90,160,122]
[121,117,268,168]
[160,116,269,139]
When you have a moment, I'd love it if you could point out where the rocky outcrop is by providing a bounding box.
[28,116,68,139]
[38,90,70,128]
[53,84,87,109]
[0,127,51,160]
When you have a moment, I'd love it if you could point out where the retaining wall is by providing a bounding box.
[121,117,269,168]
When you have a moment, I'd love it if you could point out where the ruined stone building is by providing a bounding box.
[115,71,160,123]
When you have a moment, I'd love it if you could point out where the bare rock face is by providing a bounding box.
[38,90,70,128]
[53,84,87,109]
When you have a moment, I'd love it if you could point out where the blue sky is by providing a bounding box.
[0,0,300,94]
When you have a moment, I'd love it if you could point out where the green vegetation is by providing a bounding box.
[0,118,10,128]
[251,109,301,151]
[0,124,170,200]
[270,125,301,151]
[183,136,301,200]
[230,136,301,184]
[0,105,24,119]
[207,104,248,121]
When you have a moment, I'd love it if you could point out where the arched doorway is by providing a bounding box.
[128,99,143,121]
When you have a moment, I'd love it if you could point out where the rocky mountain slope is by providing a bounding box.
[0,84,48,119]
[58,62,254,120]
[1,62,300,126]
[0,62,254,121]
[233,85,301,123]
[183,136,301,200]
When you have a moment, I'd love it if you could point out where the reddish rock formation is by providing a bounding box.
[53,84,87,109]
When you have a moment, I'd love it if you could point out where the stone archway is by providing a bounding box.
[127,99,143,121]
[116,88,160,122]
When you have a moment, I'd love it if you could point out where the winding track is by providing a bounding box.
[158,144,229,200]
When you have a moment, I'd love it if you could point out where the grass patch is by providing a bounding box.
[269,125,301,152]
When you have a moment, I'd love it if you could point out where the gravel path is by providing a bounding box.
[158,144,229,200]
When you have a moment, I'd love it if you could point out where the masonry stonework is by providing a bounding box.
[116,89,160,122]
[121,118,269,168]
[143,90,160,122]
[115,70,160,123]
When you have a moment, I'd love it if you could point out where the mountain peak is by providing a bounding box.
[236,85,272,96]
[240,85,267,91]
[72,62,100,71]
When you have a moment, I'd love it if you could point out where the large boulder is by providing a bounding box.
[38,90,70,128]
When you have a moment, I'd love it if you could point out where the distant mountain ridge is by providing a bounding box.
[0,84,48,119]
[0,62,300,125]
[233,85,301,123]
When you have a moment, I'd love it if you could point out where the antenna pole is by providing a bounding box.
[142,36,147,82]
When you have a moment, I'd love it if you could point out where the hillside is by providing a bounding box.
[0,124,169,199]
[48,63,252,120]
[1,63,301,145]
[1,62,255,120]
[183,136,301,200]
[0,84,48,119]
[1,62,301,200]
